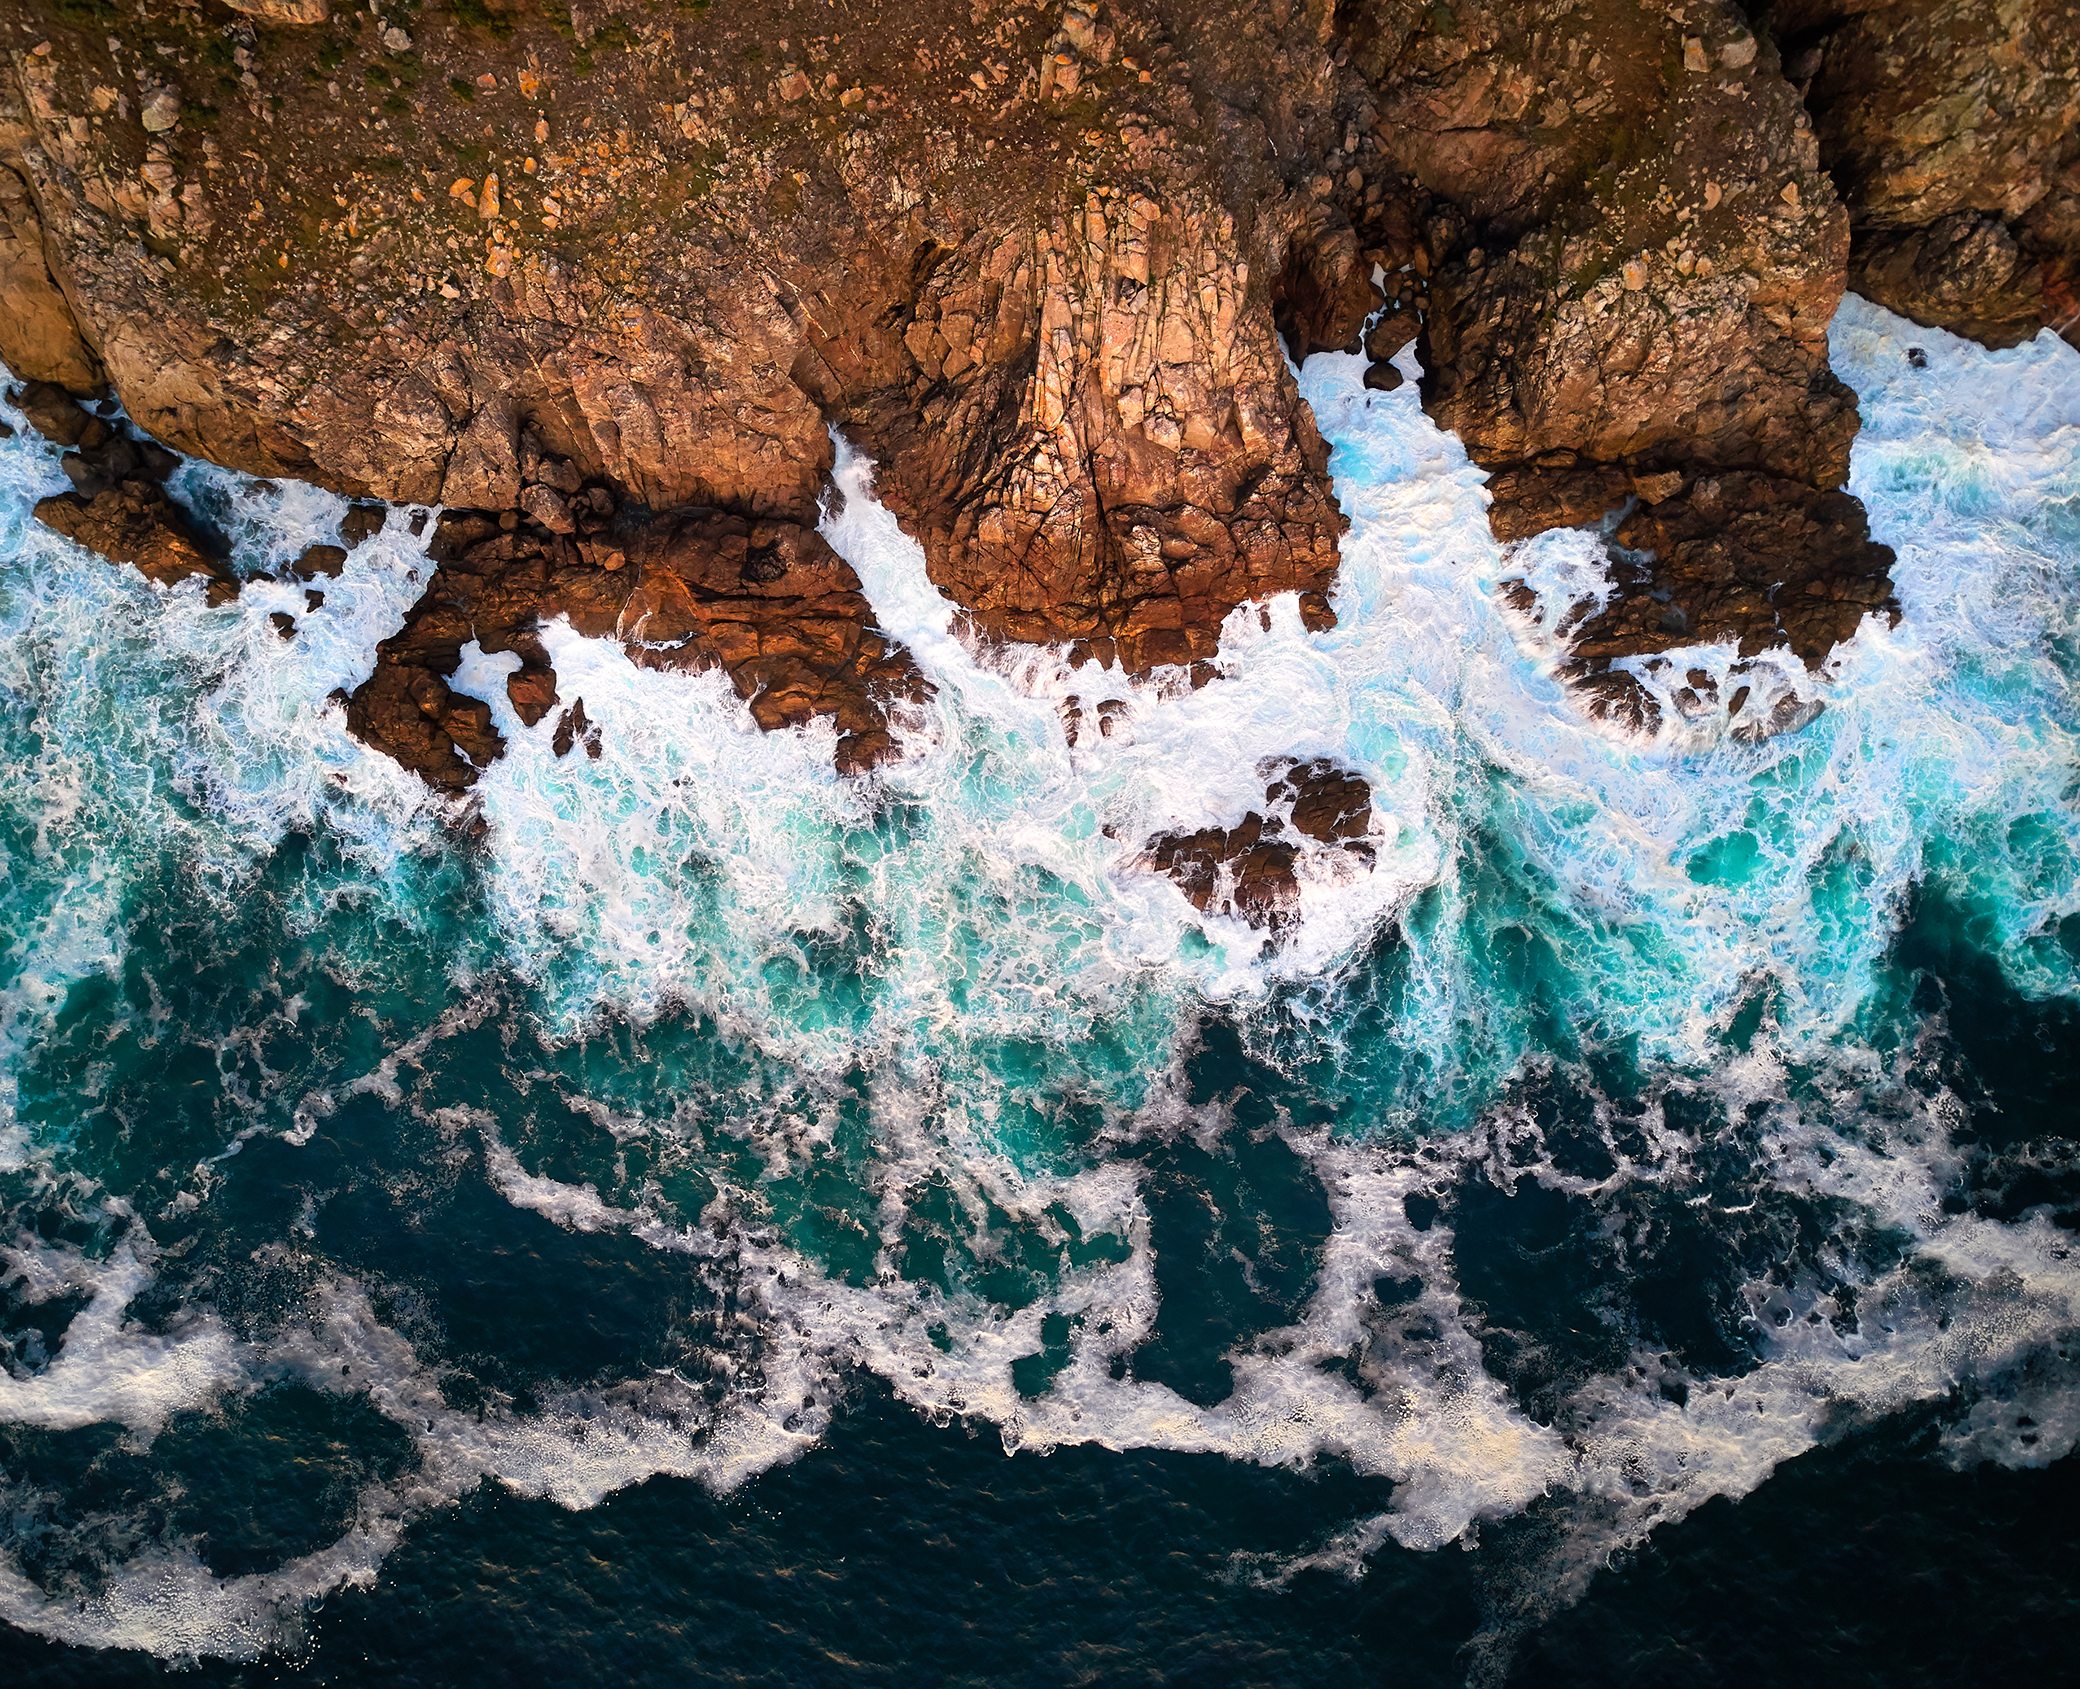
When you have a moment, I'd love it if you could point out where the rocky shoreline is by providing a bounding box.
[2,0,2073,905]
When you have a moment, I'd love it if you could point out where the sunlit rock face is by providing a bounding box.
[1,274,2077,1682]
[1761,0,2080,351]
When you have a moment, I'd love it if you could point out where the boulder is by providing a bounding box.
[1143,759,1375,928]
[35,484,237,602]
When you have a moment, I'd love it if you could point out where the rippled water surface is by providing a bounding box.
[2,297,2077,1684]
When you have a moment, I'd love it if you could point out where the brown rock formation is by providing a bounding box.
[33,481,235,601]
[1498,470,1898,733]
[0,163,101,392]
[794,189,1354,672]
[1144,757,1374,926]
[1765,0,2080,349]
[1326,0,1898,716]
[0,0,1966,784]
[551,697,603,761]
[0,1,1380,688]
[1349,0,1860,491]
[10,379,237,600]
[1597,473,1897,666]
[346,498,929,791]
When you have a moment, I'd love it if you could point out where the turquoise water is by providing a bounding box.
[1,296,2077,1679]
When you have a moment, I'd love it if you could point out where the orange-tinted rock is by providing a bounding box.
[506,666,559,728]
[0,166,101,393]
[4,0,1956,755]
[33,481,236,602]
[1143,759,1376,928]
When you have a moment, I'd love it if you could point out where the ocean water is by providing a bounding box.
[1,294,2075,1685]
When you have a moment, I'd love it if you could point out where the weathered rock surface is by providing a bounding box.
[1848,213,2067,351]
[1351,0,1860,491]
[1497,470,1897,734]
[1333,0,1897,710]
[796,191,1354,672]
[33,480,235,601]
[1765,0,2080,349]
[2,0,1387,691]
[0,163,101,392]
[1143,757,1374,925]
[1596,473,1898,666]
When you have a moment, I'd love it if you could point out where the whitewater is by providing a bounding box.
[0,294,2076,1676]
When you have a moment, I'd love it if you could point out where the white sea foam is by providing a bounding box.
[1289,308,2080,1069]
[0,1245,243,1432]
[0,390,450,1164]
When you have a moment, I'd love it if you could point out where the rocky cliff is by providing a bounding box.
[0,1,2065,800]
[1764,0,2080,350]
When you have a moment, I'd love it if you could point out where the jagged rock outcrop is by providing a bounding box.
[10,379,237,600]
[347,500,928,790]
[795,189,1354,673]
[1327,0,1900,711]
[1496,469,1897,733]
[1,1,1380,690]
[1144,757,1374,925]
[33,481,234,601]
[1599,473,1896,666]
[1762,0,2080,349]
[1351,0,1860,490]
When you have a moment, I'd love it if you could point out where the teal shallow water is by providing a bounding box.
[1,297,2077,1679]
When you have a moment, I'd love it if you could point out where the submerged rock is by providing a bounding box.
[1143,758,1375,927]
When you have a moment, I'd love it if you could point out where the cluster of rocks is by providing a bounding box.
[1361,271,1424,392]
[1497,470,1897,734]
[1143,758,1374,927]
[1058,692,1130,748]
[9,380,236,602]
[2,0,2073,874]
[345,500,929,791]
